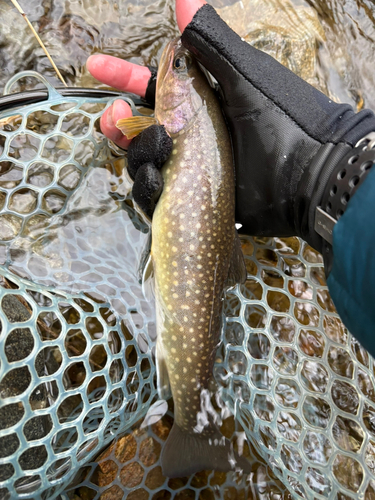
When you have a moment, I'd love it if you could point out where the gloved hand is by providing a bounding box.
[87,0,375,357]
[88,0,375,255]
[180,2,375,249]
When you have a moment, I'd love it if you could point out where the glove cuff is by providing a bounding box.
[317,134,375,274]
[294,142,350,251]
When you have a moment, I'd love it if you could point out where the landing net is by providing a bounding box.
[0,72,374,500]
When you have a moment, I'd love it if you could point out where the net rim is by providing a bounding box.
[0,88,150,113]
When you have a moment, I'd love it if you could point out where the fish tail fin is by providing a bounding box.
[161,423,251,478]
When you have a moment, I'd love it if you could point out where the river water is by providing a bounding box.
[0,0,375,109]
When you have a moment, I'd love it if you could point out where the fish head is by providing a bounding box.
[155,38,209,135]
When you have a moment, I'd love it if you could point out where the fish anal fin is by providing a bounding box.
[141,399,168,429]
[161,423,251,478]
[226,232,247,288]
[116,116,157,139]
[142,253,155,301]
[156,337,171,400]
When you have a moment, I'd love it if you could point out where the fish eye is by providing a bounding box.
[173,55,190,72]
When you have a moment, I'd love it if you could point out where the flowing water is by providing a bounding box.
[1,0,375,499]
[0,0,375,107]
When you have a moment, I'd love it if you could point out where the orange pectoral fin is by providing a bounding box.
[116,116,157,139]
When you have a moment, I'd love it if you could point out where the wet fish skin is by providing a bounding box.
[151,38,247,477]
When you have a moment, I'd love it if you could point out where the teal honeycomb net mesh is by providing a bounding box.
[0,71,375,500]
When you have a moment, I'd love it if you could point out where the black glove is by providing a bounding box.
[130,4,375,270]
[127,123,172,218]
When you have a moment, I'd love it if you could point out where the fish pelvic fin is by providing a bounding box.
[116,116,157,139]
[138,230,152,280]
[161,422,251,478]
[141,252,155,302]
[226,231,247,288]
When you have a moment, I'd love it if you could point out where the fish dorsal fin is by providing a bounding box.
[156,336,171,400]
[116,116,157,139]
[141,253,155,302]
[226,232,247,288]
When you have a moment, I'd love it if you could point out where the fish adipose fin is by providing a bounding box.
[156,337,171,400]
[116,116,157,139]
[226,232,247,287]
[161,423,251,478]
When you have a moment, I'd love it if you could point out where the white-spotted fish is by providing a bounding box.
[120,38,248,478]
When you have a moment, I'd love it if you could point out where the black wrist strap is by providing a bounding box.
[316,133,375,274]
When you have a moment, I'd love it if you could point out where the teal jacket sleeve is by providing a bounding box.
[327,166,375,355]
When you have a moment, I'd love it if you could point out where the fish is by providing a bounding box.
[119,38,248,478]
